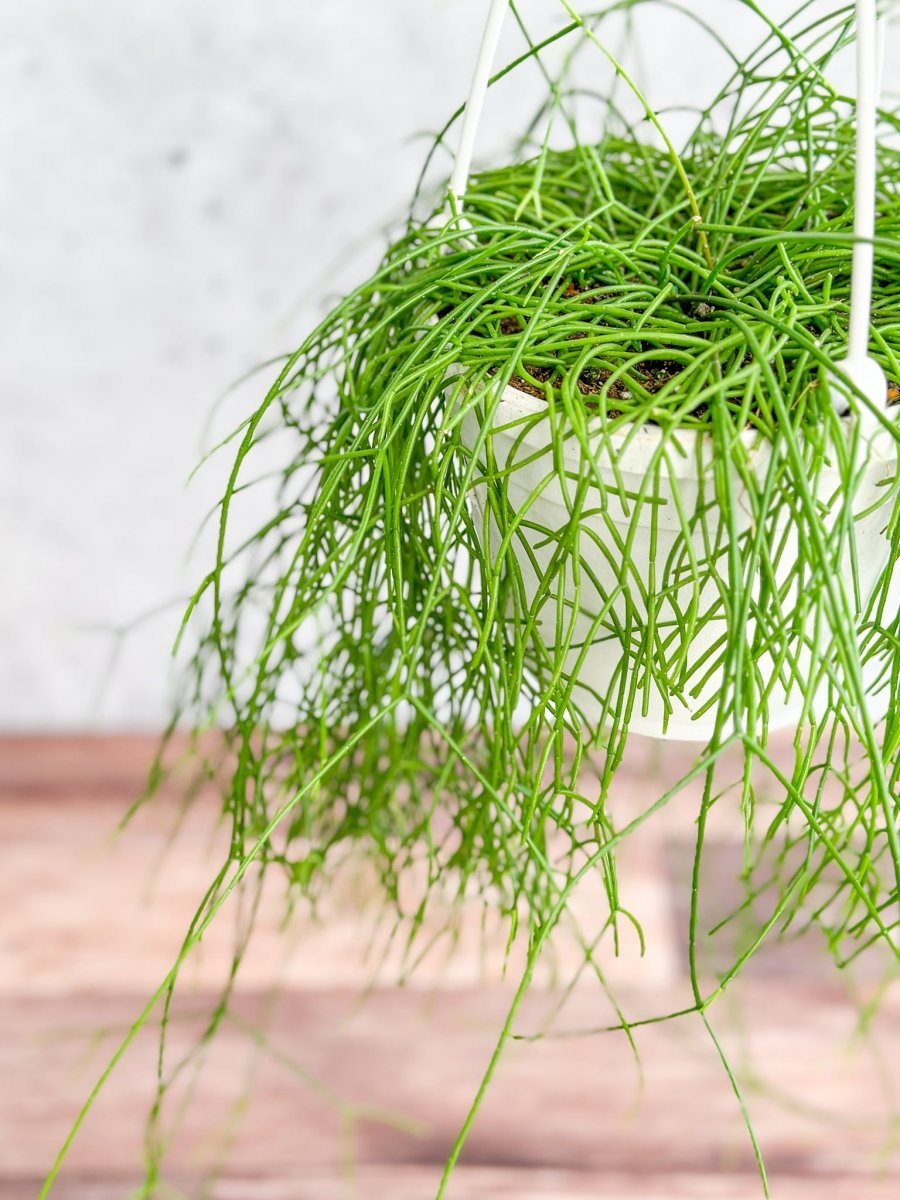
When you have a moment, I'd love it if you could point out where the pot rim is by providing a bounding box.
[478,380,899,478]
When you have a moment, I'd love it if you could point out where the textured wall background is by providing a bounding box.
[0,0,854,727]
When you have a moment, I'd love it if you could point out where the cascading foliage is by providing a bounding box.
[43,2,900,1197]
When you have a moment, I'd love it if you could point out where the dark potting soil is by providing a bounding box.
[474,281,900,415]
[496,299,688,407]
[506,363,900,409]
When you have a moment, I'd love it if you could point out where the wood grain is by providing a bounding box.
[1,735,898,1199]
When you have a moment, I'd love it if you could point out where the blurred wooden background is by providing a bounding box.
[2,736,899,1199]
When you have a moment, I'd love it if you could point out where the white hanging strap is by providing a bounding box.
[449,0,509,210]
[833,0,888,418]
[847,0,881,362]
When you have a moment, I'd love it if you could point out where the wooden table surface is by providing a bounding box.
[2,736,898,1200]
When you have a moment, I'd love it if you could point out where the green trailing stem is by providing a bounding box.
[42,4,900,1197]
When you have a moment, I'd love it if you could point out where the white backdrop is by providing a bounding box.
[0,0,858,727]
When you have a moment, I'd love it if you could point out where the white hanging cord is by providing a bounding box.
[847,0,882,363]
[828,0,889,425]
[449,0,509,211]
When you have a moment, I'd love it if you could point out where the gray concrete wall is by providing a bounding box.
[0,1,851,727]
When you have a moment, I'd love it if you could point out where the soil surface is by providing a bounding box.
[508,368,900,408]
[482,281,900,413]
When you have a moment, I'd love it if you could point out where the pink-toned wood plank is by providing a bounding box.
[0,736,684,995]
[3,983,899,1192]
[5,1169,900,1200]
[1,736,898,1200]
[0,734,164,797]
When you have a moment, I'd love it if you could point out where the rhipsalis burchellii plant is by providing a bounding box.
[44,3,900,1197]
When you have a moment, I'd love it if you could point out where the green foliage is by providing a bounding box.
[43,4,900,1197]
[166,1,900,957]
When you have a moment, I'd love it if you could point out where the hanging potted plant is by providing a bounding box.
[42,1,900,1196]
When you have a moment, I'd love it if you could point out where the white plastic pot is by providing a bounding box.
[448,0,895,740]
[464,383,899,741]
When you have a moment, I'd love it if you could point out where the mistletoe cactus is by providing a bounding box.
[42,3,900,1197]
